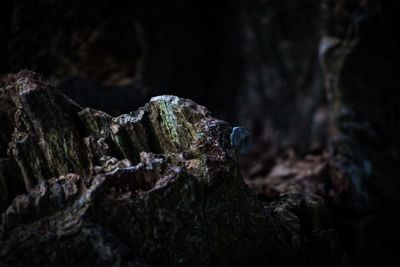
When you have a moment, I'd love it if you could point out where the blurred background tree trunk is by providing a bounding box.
[320,0,400,265]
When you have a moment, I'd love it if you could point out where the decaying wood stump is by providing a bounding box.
[0,71,343,266]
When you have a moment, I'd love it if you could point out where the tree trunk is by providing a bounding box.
[319,0,400,265]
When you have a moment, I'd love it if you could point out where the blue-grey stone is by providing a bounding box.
[230,127,251,155]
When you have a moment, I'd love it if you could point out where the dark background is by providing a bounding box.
[1,0,399,266]
[0,0,326,154]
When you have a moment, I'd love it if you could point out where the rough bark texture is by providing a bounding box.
[0,71,343,266]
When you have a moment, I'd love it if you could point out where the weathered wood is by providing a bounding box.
[0,71,343,266]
